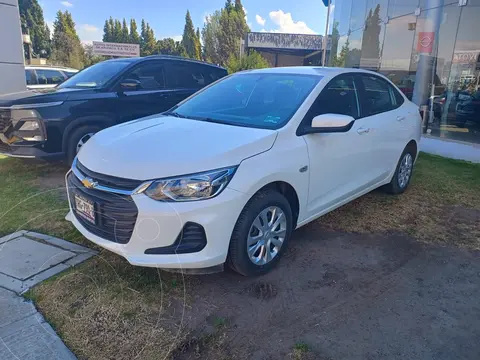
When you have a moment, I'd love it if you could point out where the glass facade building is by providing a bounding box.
[328,0,480,144]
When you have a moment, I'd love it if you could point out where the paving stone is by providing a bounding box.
[0,273,23,293]
[64,252,96,267]
[0,237,75,280]
[0,288,36,329]
[0,230,27,244]
[21,263,70,293]
[25,231,94,254]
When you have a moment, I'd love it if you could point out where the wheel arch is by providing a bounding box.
[62,115,116,153]
[248,181,300,229]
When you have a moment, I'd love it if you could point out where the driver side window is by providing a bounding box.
[122,62,166,91]
[304,75,360,126]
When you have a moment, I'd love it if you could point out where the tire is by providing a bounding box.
[66,125,102,165]
[383,147,415,195]
[227,189,293,276]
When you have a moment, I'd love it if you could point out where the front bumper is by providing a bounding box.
[0,141,63,159]
[66,185,249,269]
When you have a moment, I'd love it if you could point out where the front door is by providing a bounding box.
[114,61,177,123]
[302,74,376,218]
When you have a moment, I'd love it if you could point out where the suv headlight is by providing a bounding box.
[144,166,237,202]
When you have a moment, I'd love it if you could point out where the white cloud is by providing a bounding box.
[266,10,316,34]
[168,35,183,42]
[76,23,102,42]
[82,24,99,33]
[255,14,266,26]
[60,1,73,7]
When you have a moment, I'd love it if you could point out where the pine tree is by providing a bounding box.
[51,10,84,69]
[181,10,199,59]
[140,20,156,55]
[103,18,112,42]
[195,27,202,60]
[19,0,52,57]
[113,19,122,43]
[129,19,140,44]
[121,18,130,43]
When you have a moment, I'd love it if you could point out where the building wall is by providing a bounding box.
[0,0,26,95]
[329,0,480,145]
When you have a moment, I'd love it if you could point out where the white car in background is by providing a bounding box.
[66,67,421,276]
[25,65,78,90]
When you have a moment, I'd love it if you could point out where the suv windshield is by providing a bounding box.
[170,73,321,129]
[58,61,131,89]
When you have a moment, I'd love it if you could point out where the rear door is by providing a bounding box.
[164,61,227,107]
[355,73,410,179]
[114,60,176,122]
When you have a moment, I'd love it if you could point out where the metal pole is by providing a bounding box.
[322,0,331,66]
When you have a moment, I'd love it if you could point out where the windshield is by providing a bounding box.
[58,61,131,89]
[170,73,321,129]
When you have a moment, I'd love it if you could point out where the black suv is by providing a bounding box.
[0,56,227,163]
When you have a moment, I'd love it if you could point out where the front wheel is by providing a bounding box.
[66,125,101,165]
[384,147,415,194]
[228,189,293,276]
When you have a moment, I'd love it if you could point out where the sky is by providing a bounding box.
[39,0,328,44]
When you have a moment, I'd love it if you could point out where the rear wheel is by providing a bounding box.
[66,125,101,165]
[228,189,293,276]
[384,147,415,194]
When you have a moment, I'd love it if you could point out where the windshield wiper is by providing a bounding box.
[164,111,189,119]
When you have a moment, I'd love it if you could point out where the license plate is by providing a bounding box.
[74,194,96,224]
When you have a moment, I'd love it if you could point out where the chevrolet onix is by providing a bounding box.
[66,67,421,276]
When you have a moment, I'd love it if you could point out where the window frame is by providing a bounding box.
[113,60,167,92]
[34,68,66,85]
[296,72,361,135]
[354,73,404,118]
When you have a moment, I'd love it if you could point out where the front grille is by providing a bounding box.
[77,160,143,191]
[0,140,11,154]
[67,172,138,244]
[0,110,11,133]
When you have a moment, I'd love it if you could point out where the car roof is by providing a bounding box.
[104,55,226,70]
[243,66,380,76]
[25,65,79,72]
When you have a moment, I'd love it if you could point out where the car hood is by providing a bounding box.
[0,87,96,107]
[77,115,278,180]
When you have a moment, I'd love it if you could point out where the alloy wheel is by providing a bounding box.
[247,206,287,265]
[398,153,413,189]
[76,133,95,154]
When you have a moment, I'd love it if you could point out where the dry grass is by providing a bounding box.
[2,153,479,359]
[320,153,480,249]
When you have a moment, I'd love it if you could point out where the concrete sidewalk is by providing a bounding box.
[0,288,76,359]
[0,230,96,359]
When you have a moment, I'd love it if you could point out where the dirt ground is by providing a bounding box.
[169,224,480,360]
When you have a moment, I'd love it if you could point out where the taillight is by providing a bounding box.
[440,97,446,105]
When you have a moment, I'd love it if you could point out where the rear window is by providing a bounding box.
[35,69,66,85]
[166,62,227,89]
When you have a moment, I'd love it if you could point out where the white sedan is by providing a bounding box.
[65,67,421,276]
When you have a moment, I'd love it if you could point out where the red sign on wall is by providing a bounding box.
[416,32,435,53]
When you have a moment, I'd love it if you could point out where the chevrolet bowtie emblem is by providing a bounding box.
[82,177,98,189]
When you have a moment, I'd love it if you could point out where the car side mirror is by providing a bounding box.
[120,79,141,91]
[299,114,355,135]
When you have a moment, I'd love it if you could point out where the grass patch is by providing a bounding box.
[320,152,480,249]
[1,152,479,359]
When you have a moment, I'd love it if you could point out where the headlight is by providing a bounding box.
[18,120,40,131]
[144,167,237,202]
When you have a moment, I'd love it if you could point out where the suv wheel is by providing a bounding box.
[228,189,293,276]
[384,147,415,194]
[66,125,101,165]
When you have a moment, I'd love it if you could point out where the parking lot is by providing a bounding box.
[0,153,478,359]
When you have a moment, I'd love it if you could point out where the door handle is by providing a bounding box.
[357,127,370,134]
[396,115,405,121]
